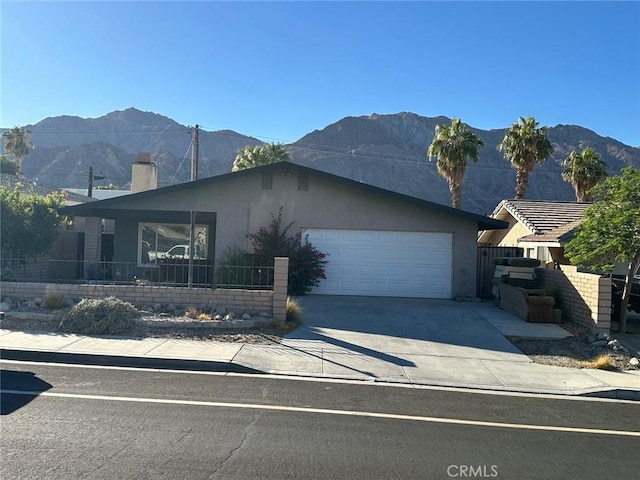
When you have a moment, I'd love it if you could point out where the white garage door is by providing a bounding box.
[304,229,452,298]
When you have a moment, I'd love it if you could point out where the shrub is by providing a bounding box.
[247,208,327,295]
[59,296,139,335]
[589,354,617,371]
[42,293,66,310]
[286,297,304,326]
[215,245,267,287]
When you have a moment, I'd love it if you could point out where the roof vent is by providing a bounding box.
[262,172,273,190]
[298,173,309,191]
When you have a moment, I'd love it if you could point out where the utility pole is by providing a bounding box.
[188,125,199,287]
[87,167,106,198]
[191,124,199,181]
[88,167,94,198]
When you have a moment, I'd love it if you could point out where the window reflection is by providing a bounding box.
[138,223,207,265]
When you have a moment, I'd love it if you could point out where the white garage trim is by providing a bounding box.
[303,229,452,298]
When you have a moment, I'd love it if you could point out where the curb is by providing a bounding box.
[3,348,639,401]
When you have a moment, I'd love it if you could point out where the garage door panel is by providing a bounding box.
[304,229,452,298]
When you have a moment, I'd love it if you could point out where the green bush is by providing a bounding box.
[214,245,266,287]
[42,293,66,310]
[59,296,139,335]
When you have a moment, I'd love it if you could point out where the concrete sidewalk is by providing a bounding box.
[1,300,640,399]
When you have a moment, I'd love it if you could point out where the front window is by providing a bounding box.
[138,223,208,265]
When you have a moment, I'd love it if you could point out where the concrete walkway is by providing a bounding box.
[1,298,640,399]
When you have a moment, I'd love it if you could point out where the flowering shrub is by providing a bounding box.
[247,208,327,295]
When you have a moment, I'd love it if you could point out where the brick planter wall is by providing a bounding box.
[535,265,611,333]
[1,257,290,321]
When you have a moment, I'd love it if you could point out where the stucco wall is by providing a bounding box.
[497,221,531,247]
[535,265,611,333]
[83,167,483,298]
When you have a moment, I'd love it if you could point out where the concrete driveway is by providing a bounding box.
[270,296,533,384]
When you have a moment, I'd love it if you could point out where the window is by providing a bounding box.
[138,223,208,265]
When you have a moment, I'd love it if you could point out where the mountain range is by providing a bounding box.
[6,107,640,215]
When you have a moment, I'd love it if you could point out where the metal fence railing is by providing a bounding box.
[1,256,274,290]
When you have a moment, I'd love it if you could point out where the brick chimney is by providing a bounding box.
[131,153,158,193]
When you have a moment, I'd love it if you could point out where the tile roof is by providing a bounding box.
[491,199,592,235]
[518,219,583,243]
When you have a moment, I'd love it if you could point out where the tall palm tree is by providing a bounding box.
[427,118,484,209]
[498,116,553,199]
[561,147,608,202]
[232,143,290,172]
[2,126,34,176]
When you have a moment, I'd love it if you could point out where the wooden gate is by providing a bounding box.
[476,246,524,298]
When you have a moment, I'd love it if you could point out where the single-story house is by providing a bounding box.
[60,161,507,299]
[477,200,591,265]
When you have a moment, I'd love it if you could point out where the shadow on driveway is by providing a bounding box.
[288,295,524,360]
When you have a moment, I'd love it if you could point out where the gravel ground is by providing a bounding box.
[0,312,286,345]
[507,322,640,371]
[2,309,639,370]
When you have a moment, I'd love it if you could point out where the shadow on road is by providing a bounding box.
[1,369,53,415]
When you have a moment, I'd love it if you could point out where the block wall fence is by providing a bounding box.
[535,265,611,333]
[1,257,290,323]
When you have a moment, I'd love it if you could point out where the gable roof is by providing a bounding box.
[489,199,592,235]
[59,161,507,231]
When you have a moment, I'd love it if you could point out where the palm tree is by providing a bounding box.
[232,143,290,172]
[498,116,553,199]
[561,147,608,202]
[427,118,484,209]
[2,126,34,176]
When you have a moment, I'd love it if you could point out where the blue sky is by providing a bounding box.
[2,1,639,146]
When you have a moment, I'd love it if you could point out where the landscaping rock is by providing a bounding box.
[224,313,234,321]
[629,358,640,367]
[0,302,12,312]
[214,314,223,320]
[242,313,251,320]
[607,339,620,348]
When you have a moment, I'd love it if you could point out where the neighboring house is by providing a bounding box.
[1,173,93,206]
[60,161,507,299]
[477,200,592,265]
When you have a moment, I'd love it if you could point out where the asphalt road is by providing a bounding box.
[2,360,639,480]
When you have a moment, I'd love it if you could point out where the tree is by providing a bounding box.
[561,147,608,202]
[0,154,20,175]
[0,184,66,271]
[232,143,290,172]
[564,167,640,332]
[498,116,553,199]
[427,118,484,209]
[2,126,34,175]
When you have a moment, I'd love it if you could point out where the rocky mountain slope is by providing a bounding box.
[7,108,640,215]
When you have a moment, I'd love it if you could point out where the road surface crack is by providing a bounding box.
[209,412,261,478]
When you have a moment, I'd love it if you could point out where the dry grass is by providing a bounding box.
[286,297,304,326]
[41,293,66,310]
[587,354,618,371]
